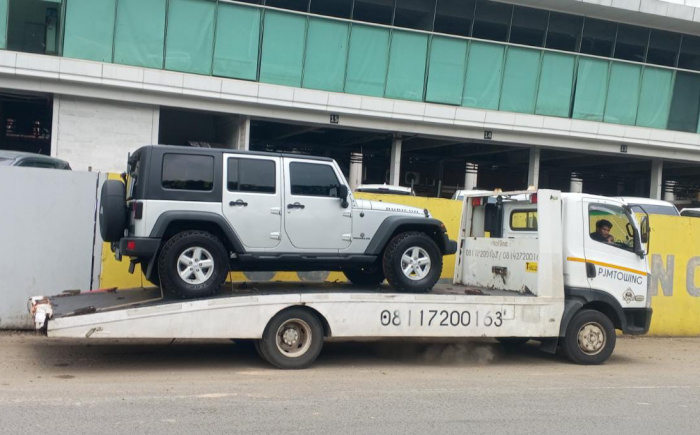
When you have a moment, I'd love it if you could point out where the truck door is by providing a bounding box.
[283,158,352,250]
[222,155,282,249]
[582,199,649,308]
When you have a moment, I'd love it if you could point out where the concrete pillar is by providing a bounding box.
[663,180,676,202]
[234,116,250,151]
[217,115,250,150]
[527,146,540,189]
[389,135,402,186]
[570,172,583,193]
[464,162,478,191]
[650,160,663,200]
[348,152,363,191]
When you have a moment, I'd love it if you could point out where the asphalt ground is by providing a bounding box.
[1,332,699,434]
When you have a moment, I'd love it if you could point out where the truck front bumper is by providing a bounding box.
[622,307,653,335]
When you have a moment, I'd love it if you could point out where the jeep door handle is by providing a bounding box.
[287,202,305,210]
[229,200,248,207]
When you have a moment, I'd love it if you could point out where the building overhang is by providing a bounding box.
[1,50,699,164]
[496,0,700,35]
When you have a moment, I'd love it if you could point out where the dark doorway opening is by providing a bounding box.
[0,90,53,154]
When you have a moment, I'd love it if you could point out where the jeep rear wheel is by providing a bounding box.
[157,230,228,299]
[343,265,385,287]
[383,232,442,293]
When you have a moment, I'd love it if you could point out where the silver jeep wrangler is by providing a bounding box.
[100,145,457,298]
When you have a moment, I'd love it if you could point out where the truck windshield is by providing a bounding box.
[589,204,637,252]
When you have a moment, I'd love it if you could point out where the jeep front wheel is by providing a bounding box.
[383,232,442,292]
[157,230,229,299]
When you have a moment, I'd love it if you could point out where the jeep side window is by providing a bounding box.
[227,158,276,193]
[162,154,214,191]
[290,162,340,197]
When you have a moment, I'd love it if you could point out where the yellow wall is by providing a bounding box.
[99,192,700,336]
[646,215,700,336]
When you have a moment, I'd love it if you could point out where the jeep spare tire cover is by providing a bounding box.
[100,180,128,243]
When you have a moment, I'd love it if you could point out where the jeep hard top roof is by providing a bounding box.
[131,145,334,163]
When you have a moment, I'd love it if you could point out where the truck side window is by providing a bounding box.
[588,204,635,251]
[162,154,214,191]
[228,158,276,194]
[290,162,340,197]
[510,210,538,231]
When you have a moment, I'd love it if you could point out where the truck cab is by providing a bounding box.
[456,190,652,363]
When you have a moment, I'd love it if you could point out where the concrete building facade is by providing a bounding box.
[0,0,699,202]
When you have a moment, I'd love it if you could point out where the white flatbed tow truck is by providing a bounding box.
[28,189,652,368]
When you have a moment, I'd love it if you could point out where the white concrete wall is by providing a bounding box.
[52,96,159,172]
[0,167,101,329]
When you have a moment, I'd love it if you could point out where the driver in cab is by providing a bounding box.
[591,219,614,244]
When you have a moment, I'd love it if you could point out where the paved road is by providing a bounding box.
[1,333,699,434]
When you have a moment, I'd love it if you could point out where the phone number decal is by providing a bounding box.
[380,309,505,328]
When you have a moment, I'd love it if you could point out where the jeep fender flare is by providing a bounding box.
[149,211,246,253]
[364,216,447,255]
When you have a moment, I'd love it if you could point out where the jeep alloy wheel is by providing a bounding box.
[383,232,442,293]
[177,247,215,285]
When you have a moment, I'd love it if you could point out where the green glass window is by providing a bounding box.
[668,72,700,133]
[213,3,261,81]
[636,68,673,129]
[259,11,307,87]
[0,0,8,49]
[114,0,166,69]
[164,0,215,75]
[572,58,609,122]
[302,18,349,92]
[63,0,116,62]
[385,31,428,101]
[604,63,642,126]
[500,47,541,114]
[535,52,575,118]
[345,24,390,97]
[425,36,468,105]
[462,42,504,109]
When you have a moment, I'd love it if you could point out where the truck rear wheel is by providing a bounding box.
[157,230,228,299]
[343,265,385,287]
[563,309,616,365]
[258,308,324,369]
[383,232,442,292]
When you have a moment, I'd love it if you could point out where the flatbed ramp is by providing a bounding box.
[30,282,556,343]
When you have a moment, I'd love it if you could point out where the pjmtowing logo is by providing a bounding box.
[598,267,644,286]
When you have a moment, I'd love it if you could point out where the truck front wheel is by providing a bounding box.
[157,230,229,299]
[383,232,442,292]
[258,308,324,369]
[563,309,616,365]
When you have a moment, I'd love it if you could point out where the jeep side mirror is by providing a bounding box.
[337,185,349,208]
